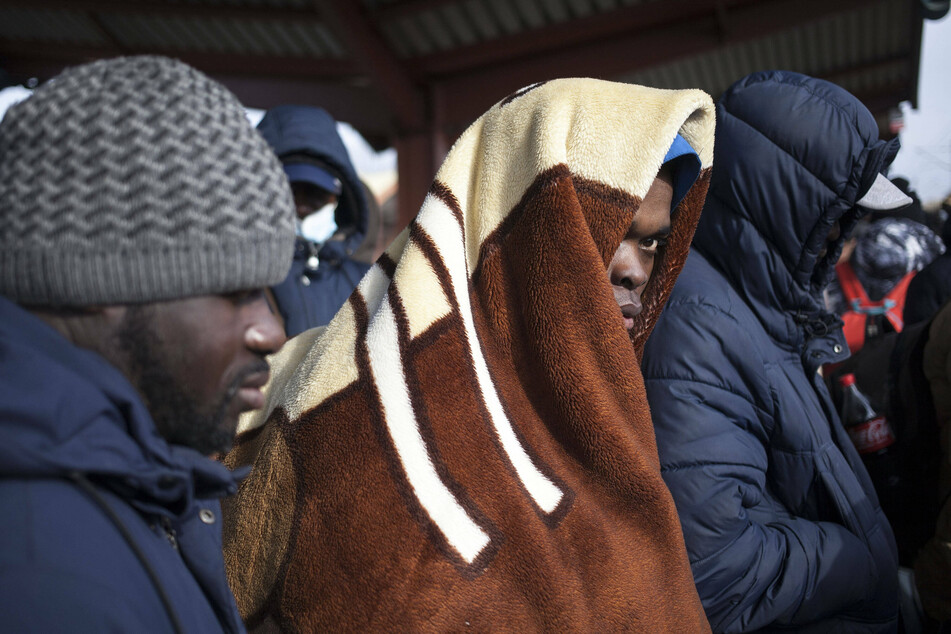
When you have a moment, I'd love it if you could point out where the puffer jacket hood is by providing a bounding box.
[257,105,369,253]
[695,70,900,345]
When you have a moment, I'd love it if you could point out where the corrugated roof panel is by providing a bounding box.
[382,0,688,59]
[101,14,152,51]
[106,15,182,51]
[171,16,230,52]
[226,19,264,55]
[512,0,547,30]
[439,3,481,47]
[462,0,503,41]
[837,60,906,96]
[171,0,310,7]
[418,9,456,51]
[96,15,192,51]
[826,13,856,70]
[238,18,289,55]
[234,18,340,57]
[540,0,571,24]
[293,21,344,58]
[486,0,526,36]
[176,16,227,51]
[564,0,596,19]
[557,0,576,19]
[794,25,817,72]
[643,66,667,90]
[396,15,437,56]
[694,54,717,93]
[857,6,876,62]
[376,17,412,59]
[884,0,909,54]
[98,8,342,58]
[0,8,107,45]
[616,0,911,101]
[744,38,767,77]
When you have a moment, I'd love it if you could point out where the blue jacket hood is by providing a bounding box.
[0,295,242,515]
[695,71,900,344]
[257,105,369,252]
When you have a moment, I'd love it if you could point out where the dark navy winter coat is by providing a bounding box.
[258,105,371,335]
[0,296,246,633]
[642,71,900,632]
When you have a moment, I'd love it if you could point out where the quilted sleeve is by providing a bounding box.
[642,299,881,632]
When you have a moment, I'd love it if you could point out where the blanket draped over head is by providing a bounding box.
[224,78,715,632]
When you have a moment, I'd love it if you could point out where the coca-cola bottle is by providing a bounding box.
[838,373,896,455]
[837,373,900,513]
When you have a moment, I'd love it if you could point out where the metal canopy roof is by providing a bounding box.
[0,0,931,219]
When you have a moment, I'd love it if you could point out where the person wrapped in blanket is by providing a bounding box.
[220,78,717,631]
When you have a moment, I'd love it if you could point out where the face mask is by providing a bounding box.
[297,202,338,244]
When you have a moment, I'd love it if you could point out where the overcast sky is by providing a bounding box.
[888,12,951,205]
[2,14,949,203]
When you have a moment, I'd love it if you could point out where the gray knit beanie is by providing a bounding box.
[0,55,296,306]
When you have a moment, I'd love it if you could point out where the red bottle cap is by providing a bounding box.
[838,373,857,387]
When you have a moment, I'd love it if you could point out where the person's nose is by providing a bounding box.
[245,296,286,355]
[609,242,649,291]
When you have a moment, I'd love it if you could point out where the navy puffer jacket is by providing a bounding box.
[642,71,900,632]
[0,296,246,633]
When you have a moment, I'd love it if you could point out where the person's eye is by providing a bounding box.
[640,237,666,254]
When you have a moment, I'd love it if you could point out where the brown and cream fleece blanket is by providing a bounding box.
[224,78,715,632]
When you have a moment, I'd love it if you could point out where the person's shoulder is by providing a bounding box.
[661,249,745,322]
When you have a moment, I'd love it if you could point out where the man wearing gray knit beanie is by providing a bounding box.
[0,56,295,633]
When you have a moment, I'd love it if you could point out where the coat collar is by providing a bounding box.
[0,295,243,516]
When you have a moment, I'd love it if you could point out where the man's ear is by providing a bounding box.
[26,303,130,357]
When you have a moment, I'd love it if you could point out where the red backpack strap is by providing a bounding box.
[883,271,916,332]
[841,310,867,353]
[836,262,870,352]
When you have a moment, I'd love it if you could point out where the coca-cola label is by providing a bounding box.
[847,416,896,454]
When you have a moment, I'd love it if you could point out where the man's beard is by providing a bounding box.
[116,306,263,456]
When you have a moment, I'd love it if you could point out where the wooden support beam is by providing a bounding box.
[214,73,394,147]
[410,0,761,78]
[372,0,460,22]
[0,42,359,80]
[316,1,427,132]
[394,131,441,232]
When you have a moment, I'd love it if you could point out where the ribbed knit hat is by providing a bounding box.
[0,55,296,306]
